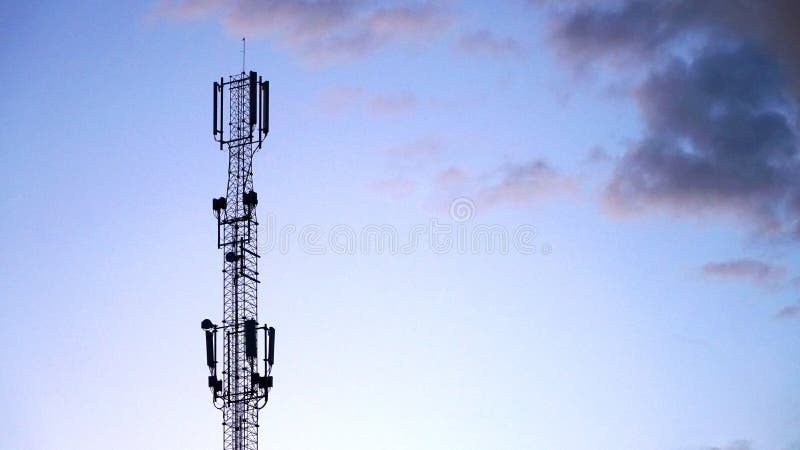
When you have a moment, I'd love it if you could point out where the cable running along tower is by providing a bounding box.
[201,54,274,450]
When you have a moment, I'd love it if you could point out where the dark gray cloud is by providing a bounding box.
[550,0,698,63]
[542,0,800,238]
[549,1,800,74]
[153,0,453,63]
[605,46,800,235]
[700,258,785,284]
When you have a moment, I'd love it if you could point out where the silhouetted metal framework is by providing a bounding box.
[202,68,273,450]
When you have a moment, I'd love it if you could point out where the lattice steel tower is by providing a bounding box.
[201,61,274,450]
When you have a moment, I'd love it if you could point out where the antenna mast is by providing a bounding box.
[203,50,273,450]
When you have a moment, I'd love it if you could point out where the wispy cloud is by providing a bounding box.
[583,146,612,165]
[457,29,525,58]
[475,159,576,208]
[700,258,786,285]
[434,166,468,187]
[774,302,800,320]
[708,441,753,450]
[153,0,455,63]
[432,159,575,211]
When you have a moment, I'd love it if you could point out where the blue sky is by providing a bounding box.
[1,1,799,449]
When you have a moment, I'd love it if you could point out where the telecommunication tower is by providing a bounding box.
[201,54,274,450]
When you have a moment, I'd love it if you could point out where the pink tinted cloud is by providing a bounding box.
[153,0,223,18]
[153,0,454,63]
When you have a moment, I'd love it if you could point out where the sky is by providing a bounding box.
[0,1,799,449]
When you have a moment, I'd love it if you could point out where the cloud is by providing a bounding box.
[547,1,800,73]
[539,1,800,238]
[547,0,698,65]
[457,29,525,58]
[153,0,454,63]
[152,0,222,18]
[774,302,800,320]
[434,166,468,187]
[603,46,800,235]
[700,258,786,284]
[583,146,613,165]
[429,159,574,211]
[475,159,575,208]
[709,441,753,450]
[432,159,573,210]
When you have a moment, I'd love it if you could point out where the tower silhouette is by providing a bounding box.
[202,57,274,450]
